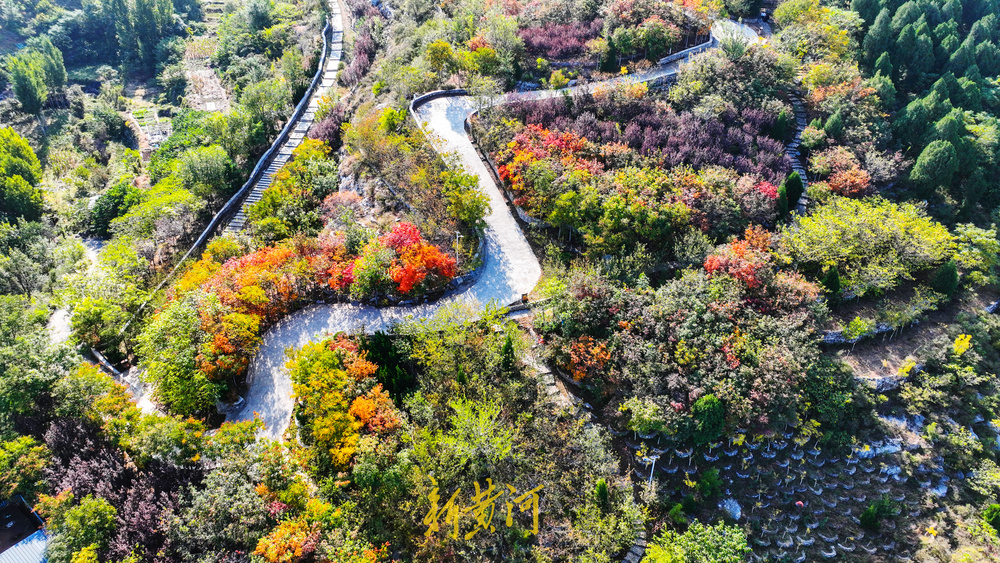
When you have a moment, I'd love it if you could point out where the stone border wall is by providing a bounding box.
[657,34,714,65]
[117,14,337,336]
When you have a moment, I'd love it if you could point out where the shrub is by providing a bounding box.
[594,478,610,512]
[984,504,1000,532]
[777,181,789,216]
[931,259,960,296]
[799,126,826,150]
[779,197,952,298]
[823,110,844,139]
[548,70,569,89]
[827,166,872,197]
[0,127,44,222]
[844,316,875,340]
[860,498,896,532]
[820,266,841,296]
[772,108,792,141]
[645,521,750,562]
[910,140,958,192]
[692,394,724,444]
[782,171,804,209]
[519,20,603,60]
[668,503,686,525]
[697,469,722,500]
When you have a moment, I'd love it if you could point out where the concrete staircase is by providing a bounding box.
[225,2,344,232]
[785,92,811,214]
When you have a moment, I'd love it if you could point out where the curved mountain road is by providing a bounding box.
[228,94,542,439]
[228,19,764,439]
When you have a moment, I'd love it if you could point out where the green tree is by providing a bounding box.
[949,37,977,76]
[868,73,896,110]
[953,223,1000,286]
[51,363,118,420]
[33,36,67,90]
[890,1,920,33]
[594,478,610,512]
[985,504,1000,533]
[862,8,892,64]
[0,127,41,186]
[691,394,724,444]
[137,292,222,415]
[908,29,935,84]
[548,69,569,89]
[162,460,273,562]
[41,494,118,563]
[910,139,958,191]
[782,171,803,210]
[110,177,204,241]
[111,0,175,74]
[697,468,722,499]
[641,17,681,60]
[893,24,917,78]
[278,48,309,100]
[90,178,140,236]
[481,13,524,85]
[238,78,291,152]
[931,259,960,295]
[776,182,789,216]
[176,144,236,200]
[850,0,879,27]
[859,498,896,532]
[441,398,514,472]
[0,436,49,501]
[7,52,48,115]
[725,0,761,14]
[425,40,455,79]
[0,295,77,430]
[644,521,750,563]
[780,197,953,297]
[441,167,489,229]
[873,51,893,77]
[823,111,844,140]
[0,220,56,296]
[500,332,515,372]
[0,175,43,222]
[970,459,1000,499]
[844,315,875,340]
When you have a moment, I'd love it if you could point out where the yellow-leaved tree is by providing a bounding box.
[287,337,379,469]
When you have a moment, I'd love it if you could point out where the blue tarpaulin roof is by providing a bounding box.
[0,530,47,563]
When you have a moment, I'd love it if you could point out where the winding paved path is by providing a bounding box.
[228,94,542,438]
[47,238,103,344]
[228,19,767,439]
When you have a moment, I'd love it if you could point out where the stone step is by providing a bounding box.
[225,4,347,232]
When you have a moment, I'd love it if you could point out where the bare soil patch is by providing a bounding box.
[829,287,998,381]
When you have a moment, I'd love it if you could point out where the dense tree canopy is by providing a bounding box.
[778,196,954,297]
[0,127,43,222]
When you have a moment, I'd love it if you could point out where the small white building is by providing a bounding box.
[0,497,47,563]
